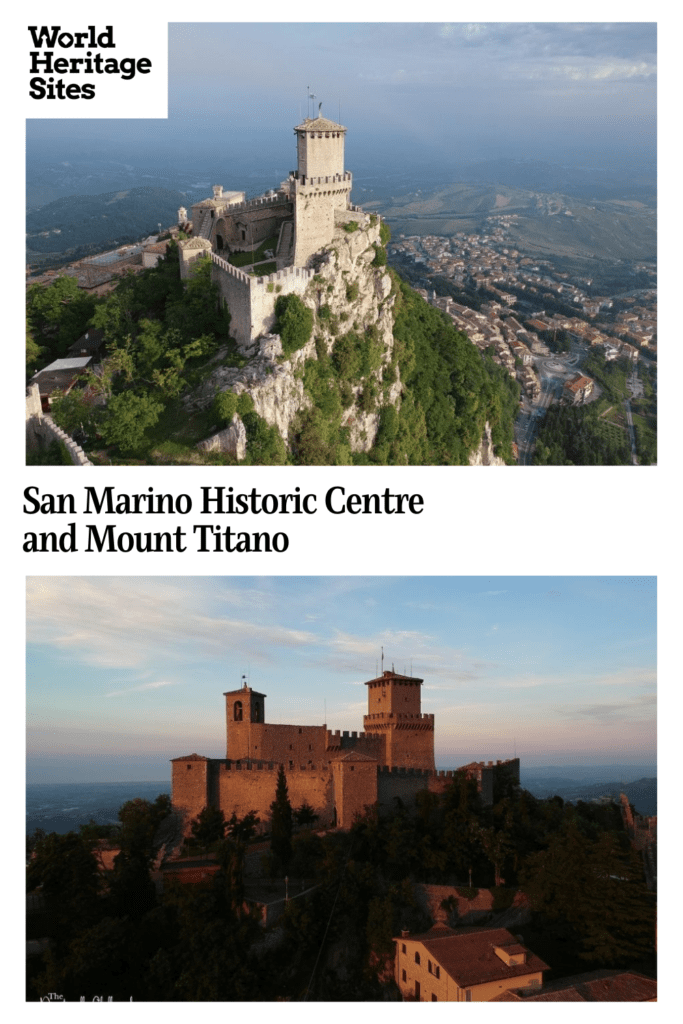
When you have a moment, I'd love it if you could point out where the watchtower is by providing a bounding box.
[291,111,353,266]
[363,670,435,770]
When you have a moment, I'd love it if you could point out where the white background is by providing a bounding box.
[8,1,671,1016]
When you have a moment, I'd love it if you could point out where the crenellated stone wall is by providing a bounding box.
[26,383,93,466]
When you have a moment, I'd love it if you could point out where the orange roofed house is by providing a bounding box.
[394,924,548,1002]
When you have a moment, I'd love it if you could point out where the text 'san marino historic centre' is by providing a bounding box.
[171,671,519,830]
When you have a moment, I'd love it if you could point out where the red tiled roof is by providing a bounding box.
[492,970,656,1002]
[403,927,549,988]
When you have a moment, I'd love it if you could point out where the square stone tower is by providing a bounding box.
[363,670,435,770]
[292,113,353,266]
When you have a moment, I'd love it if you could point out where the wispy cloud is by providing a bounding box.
[553,693,656,723]
[26,578,317,670]
[106,680,175,698]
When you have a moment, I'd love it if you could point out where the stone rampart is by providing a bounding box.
[211,253,315,349]
[212,759,335,829]
[26,384,93,465]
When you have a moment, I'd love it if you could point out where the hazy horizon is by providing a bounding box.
[27,577,656,785]
[26,22,656,205]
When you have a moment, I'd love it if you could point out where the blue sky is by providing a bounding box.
[26,577,656,782]
[26,21,656,177]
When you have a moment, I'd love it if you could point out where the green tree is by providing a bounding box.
[99,390,164,453]
[294,801,319,828]
[274,293,314,357]
[117,794,171,865]
[270,765,293,867]
[190,805,226,853]
[26,831,102,948]
[521,818,655,966]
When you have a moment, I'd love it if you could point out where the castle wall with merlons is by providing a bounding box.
[215,202,291,251]
[172,757,520,833]
[210,256,313,350]
[293,178,352,267]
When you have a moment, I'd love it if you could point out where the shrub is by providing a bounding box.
[456,887,478,901]
[346,282,359,302]
[274,294,314,357]
[379,220,391,246]
[236,392,254,417]
[372,244,387,268]
[343,221,359,233]
[214,390,237,425]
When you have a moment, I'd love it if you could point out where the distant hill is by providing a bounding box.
[26,185,190,259]
[377,182,656,263]
[521,773,657,817]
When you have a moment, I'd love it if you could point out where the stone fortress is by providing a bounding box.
[171,670,520,831]
[177,108,366,349]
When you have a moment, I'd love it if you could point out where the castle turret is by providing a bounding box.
[363,670,435,770]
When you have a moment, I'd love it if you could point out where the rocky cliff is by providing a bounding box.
[186,215,400,459]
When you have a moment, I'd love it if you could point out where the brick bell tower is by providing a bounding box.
[223,676,266,760]
[363,669,435,770]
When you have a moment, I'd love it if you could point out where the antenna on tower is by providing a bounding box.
[381,646,384,673]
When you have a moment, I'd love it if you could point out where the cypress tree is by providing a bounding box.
[270,764,293,867]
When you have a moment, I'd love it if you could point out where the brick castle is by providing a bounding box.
[171,671,520,830]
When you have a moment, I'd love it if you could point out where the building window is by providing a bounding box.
[402,970,406,983]
[289,744,293,750]
[234,701,243,722]
[415,981,421,1000]
[414,952,420,965]
[435,966,440,979]
[465,990,471,1002]
[186,764,191,770]
[253,703,261,722]
[431,995,437,1002]
[428,960,432,974]
[402,944,406,955]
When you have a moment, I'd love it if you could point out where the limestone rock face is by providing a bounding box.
[197,414,247,460]
[188,217,504,464]
[468,421,508,467]
[190,215,399,457]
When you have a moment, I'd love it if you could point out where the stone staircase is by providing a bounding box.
[276,220,294,266]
